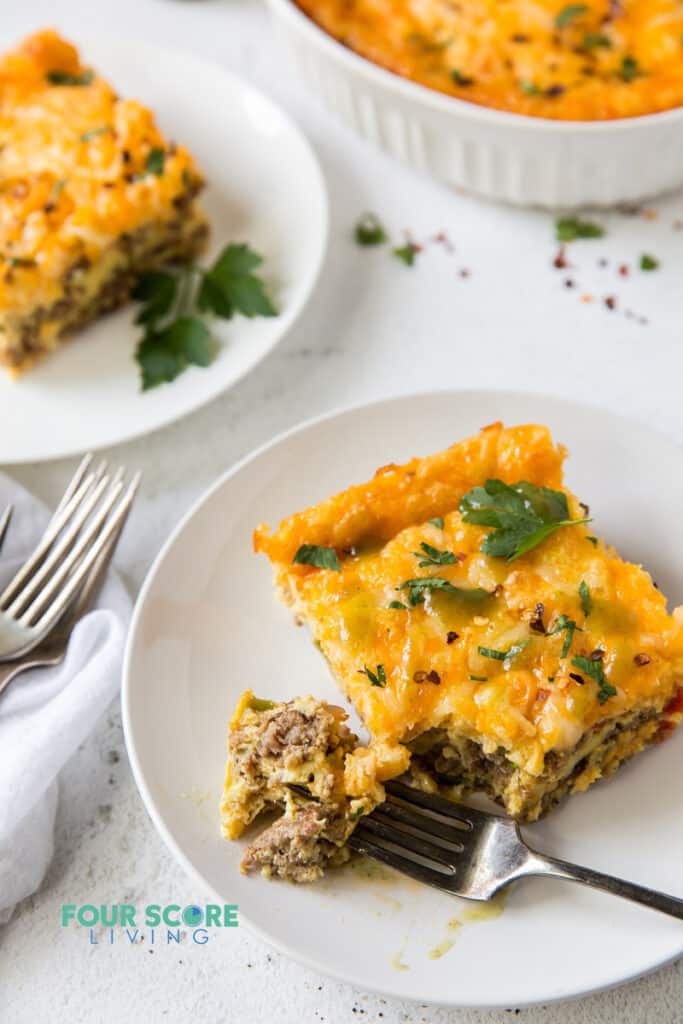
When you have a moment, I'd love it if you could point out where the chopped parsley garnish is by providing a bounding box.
[555,4,588,29]
[556,218,605,241]
[413,542,456,567]
[133,243,276,389]
[571,655,617,704]
[619,56,643,82]
[145,148,166,177]
[470,675,488,682]
[428,516,445,529]
[249,697,276,712]
[361,664,387,688]
[478,639,529,663]
[459,479,590,562]
[397,577,490,607]
[579,580,592,617]
[3,255,37,268]
[388,600,407,610]
[451,69,474,86]
[548,614,582,658]
[292,544,341,571]
[586,535,598,546]
[640,253,659,271]
[582,32,611,50]
[79,125,111,142]
[46,68,94,86]
[520,81,542,95]
[393,243,419,266]
[355,213,387,246]
[350,805,367,822]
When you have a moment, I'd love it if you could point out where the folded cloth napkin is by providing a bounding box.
[0,471,131,923]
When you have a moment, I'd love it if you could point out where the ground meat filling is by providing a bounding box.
[256,708,331,764]
[241,804,351,883]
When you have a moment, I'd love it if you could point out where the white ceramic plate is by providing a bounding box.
[123,391,683,1009]
[0,35,327,465]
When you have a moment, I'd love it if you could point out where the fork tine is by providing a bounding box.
[30,473,139,633]
[52,453,93,518]
[7,473,113,617]
[378,801,468,848]
[0,505,12,552]
[347,830,457,894]
[386,780,497,829]
[359,813,459,867]
[18,475,125,626]
[0,472,97,609]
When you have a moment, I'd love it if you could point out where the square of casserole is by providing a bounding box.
[255,422,683,824]
[0,30,208,373]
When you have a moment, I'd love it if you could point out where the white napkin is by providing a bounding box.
[0,472,131,923]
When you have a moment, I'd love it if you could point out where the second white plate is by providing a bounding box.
[0,34,327,464]
[123,391,683,1008]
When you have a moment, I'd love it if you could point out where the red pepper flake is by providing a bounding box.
[446,631,459,644]
[590,649,604,661]
[569,672,585,685]
[458,268,471,278]
[634,653,651,666]
[426,670,441,684]
[553,246,568,269]
[529,602,546,634]
[536,687,550,703]
[413,670,428,683]
[618,263,630,277]
[604,295,617,310]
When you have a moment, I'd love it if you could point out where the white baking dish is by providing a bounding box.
[268,0,683,208]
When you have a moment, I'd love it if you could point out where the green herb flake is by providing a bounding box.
[397,577,490,607]
[579,580,592,617]
[388,600,407,610]
[640,253,659,271]
[556,218,605,241]
[459,479,590,563]
[355,213,387,246]
[46,68,94,86]
[520,80,542,95]
[79,125,111,142]
[428,516,445,529]
[361,664,387,688]
[393,243,418,266]
[350,805,367,822]
[586,535,598,546]
[292,544,341,572]
[451,68,475,86]
[555,4,588,29]
[548,614,582,659]
[619,55,643,82]
[478,646,507,661]
[145,148,166,177]
[248,697,277,712]
[469,675,488,682]
[582,32,611,50]
[571,655,617,704]
[413,541,456,567]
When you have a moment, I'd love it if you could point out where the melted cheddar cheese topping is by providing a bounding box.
[256,423,683,777]
[0,30,204,315]
[295,0,683,120]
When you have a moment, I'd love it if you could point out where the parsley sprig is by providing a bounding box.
[413,542,456,567]
[292,544,341,572]
[548,614,582,658]
[361,664,387,688]
[556,218,605,241]
[133,243,276,390]
[555,4,588,29]
[46,68,94,86]
[460,479,590,562]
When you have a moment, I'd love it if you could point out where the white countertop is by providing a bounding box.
[4,1,683,1020]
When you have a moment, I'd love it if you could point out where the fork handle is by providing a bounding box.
[526,851,683,920]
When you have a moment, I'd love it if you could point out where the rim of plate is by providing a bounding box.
[269,0,683,134]
[122,389,683,1008]
[0,32,328,465]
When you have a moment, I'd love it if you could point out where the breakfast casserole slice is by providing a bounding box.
[254,422,683,825]
[221,690,408,881]
[0,30,208,373]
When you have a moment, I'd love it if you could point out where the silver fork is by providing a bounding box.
[0,457,139,662]
[347,780,683,920]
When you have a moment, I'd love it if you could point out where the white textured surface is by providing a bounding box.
[3,1,683,1021]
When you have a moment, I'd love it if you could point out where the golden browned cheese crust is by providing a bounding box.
[255,423,683,804]
[0,30,208,372]
[295,0,683,120]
